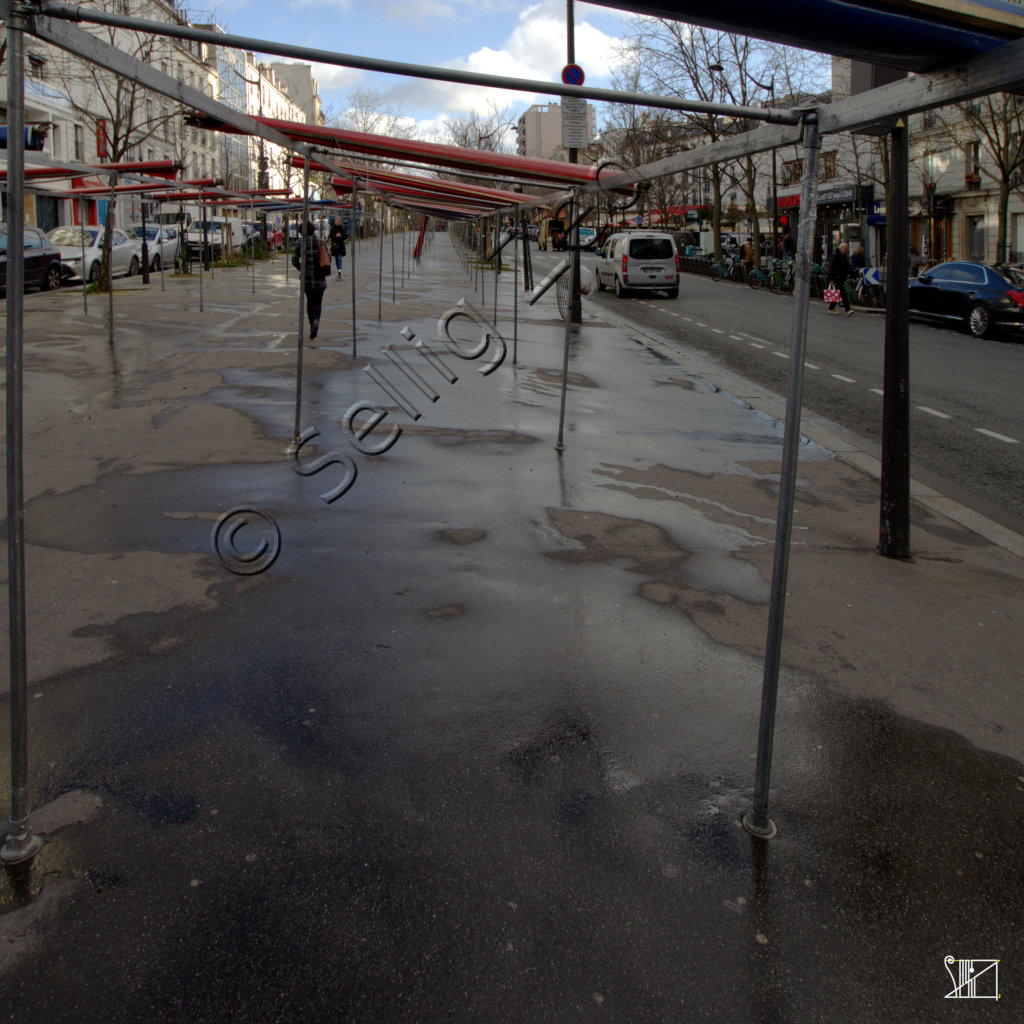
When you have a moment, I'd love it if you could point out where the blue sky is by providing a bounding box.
[213,0,630,137]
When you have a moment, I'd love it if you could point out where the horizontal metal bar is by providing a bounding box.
[36,2,802,125]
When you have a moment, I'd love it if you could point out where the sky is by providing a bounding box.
[208,0,632,139]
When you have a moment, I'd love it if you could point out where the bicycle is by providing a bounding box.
[711,252,743,282]
[769,259,795,294]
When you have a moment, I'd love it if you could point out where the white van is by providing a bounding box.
[594,231,679,298]
[186,216,246,261]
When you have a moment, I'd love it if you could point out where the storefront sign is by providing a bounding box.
[817,186,856,206]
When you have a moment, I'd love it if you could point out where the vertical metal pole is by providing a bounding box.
[513,216,519,366]
[2,4,42,866]
[555,193,579,452]
[198,190,205,313]
[141,201,150,285]
[107,174,116,347]
[378,201,384,323]
[879,122,911,558]
[284,212,289,283]
[391,211,396,303]
[79,197,88,312]
[292,155,310,444]
[742,113,821,841]
[566,0,582,324]
[250,197,256,295]
[401,213,406,286]
[159,203,165,292]
[493,216,499,326]
[350,185,360,359]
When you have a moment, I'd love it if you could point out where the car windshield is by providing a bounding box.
[629,238,674,260]
[131,226,159,240]
[49,227,99,247]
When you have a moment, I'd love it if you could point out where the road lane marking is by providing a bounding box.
[712,328,724,334]
[729,334,742,340]
[748,341,765,349]
[804,362,820,370]
[976,428,1019,444]
[681,316,693,322]
[696,321,708,327]
[917,405,951,419]
[771,351,789,359]
[831,374,856,383]
[869,388,884,396]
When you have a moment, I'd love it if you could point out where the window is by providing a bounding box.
[783,159,803,187]
[74,124,84,161]
[629,238,674,260]
[821,150,838,180]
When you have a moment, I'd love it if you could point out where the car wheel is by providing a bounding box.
[44,264,63,291]
[88,261,101,284]
[666,288,679,299]
[128,256,140,276]
[151,254,161,272]
[967,302,991,338]
[614,277,627,298]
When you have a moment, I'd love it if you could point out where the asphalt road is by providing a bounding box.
[531,248,1024,533]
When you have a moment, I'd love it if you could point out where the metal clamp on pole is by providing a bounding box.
[742,110,821,842]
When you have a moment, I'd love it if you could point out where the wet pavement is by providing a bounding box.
[2,236,1023,1021]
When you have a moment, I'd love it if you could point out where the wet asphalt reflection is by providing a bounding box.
[1,247,1021,1021]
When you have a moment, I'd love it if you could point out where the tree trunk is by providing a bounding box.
[996,178,1009,264]
[100,195,115,292]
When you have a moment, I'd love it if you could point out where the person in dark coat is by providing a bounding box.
[328,216,347,279]
[827,241,854,316]
[782,231,797,259]
[292,220,327,339]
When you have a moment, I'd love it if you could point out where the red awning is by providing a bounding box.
[190,114,616,189]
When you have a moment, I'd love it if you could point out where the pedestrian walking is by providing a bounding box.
[329,216,347,279]
[292,219,328,339]
[782,230,796,259]
[827,241,854,316]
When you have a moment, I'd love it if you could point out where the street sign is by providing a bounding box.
[561,96,589,149]
[561,63,585,86]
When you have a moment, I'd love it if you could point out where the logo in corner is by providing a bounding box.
[945,956,1000,999]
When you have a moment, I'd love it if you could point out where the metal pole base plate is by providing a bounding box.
[741,811,778,840]
[1,829,42,866]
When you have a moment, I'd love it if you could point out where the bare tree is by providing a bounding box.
[939,94,1024,264]
[329,88,416,139]
[49,0,184,288]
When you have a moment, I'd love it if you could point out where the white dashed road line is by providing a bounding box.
[804,362,820,370]
[748,342,765,349]
[729,334,742,341]
[831,374,856,383]
[976,428,1019,444]
[771,351,789,360]
[869,388,885,396]
[918,405,951,420]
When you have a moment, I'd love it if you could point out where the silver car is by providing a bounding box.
[47,226,141,283]
[129,224,179,272]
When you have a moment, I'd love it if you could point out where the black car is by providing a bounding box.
[0,223,65,296]
[909,260,1024,338]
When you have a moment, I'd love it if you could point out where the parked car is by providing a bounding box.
[526,223,539,242]
[577,226,598,251]
[593,231,680,298]
[186,216,246,262]
[908,260,1024,338]
[0,223,65,296]
[48,225,140,283]
[129,224,180,272]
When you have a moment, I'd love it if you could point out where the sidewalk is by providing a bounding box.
[2,234,1022,1021]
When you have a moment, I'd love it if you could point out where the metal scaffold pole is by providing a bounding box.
[742,112,821,842]
[3,0,43,867]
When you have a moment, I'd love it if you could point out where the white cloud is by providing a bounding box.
[382,0,621,121]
